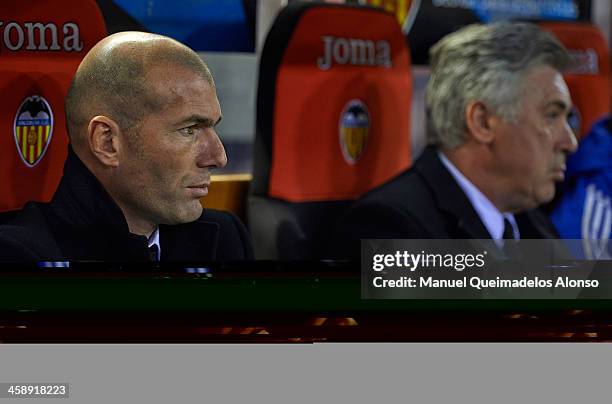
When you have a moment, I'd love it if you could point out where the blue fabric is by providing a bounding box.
[551,116,612,257]
[113,0,254,52]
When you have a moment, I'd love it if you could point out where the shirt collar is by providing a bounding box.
[438,151,519,244]
[147,227,161,261]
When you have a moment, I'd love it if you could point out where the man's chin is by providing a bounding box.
[535,187,556,207]
[510,194,546,212]
[163,205,203,225]
[182,206,204,223]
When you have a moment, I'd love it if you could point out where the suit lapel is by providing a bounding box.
[415,147,558,240]
[516,210,559,239]
[415,147,492,239]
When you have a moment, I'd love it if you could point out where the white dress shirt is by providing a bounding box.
[147,227,161,261]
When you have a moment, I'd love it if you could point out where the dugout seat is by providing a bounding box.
[540,22,610,140]
[0,0,107,217]
[202,174,252,223]
[249,2,412,259]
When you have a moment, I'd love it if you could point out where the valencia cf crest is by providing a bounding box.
[339,99,370,165]
[13,95,54,168]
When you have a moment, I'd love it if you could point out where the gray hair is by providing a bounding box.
[425,22,571,149]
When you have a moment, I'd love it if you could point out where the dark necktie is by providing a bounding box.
[148,244,159,262]
[502,218,521,259]
[503,218,515,240]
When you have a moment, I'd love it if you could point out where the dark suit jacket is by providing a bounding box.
[330,147,559,259]
[0,148,253,262]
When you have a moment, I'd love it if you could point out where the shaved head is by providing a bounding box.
[65,32,214,149]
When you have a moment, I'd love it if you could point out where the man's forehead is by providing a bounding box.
[545,77,572,111]
[146,63,210,88]
[524,66,571,108]
[146,66,216,103]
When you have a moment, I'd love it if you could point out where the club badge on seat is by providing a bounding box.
[13,95,54,168]
[339,99,370,165]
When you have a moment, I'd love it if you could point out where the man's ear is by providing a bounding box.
[87,115,122,167]
[465,101,496,144]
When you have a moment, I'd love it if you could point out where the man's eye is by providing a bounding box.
[179,126,195,137]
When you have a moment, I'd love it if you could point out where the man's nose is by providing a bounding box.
[561,120,578,154]
[197,130,227,168]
